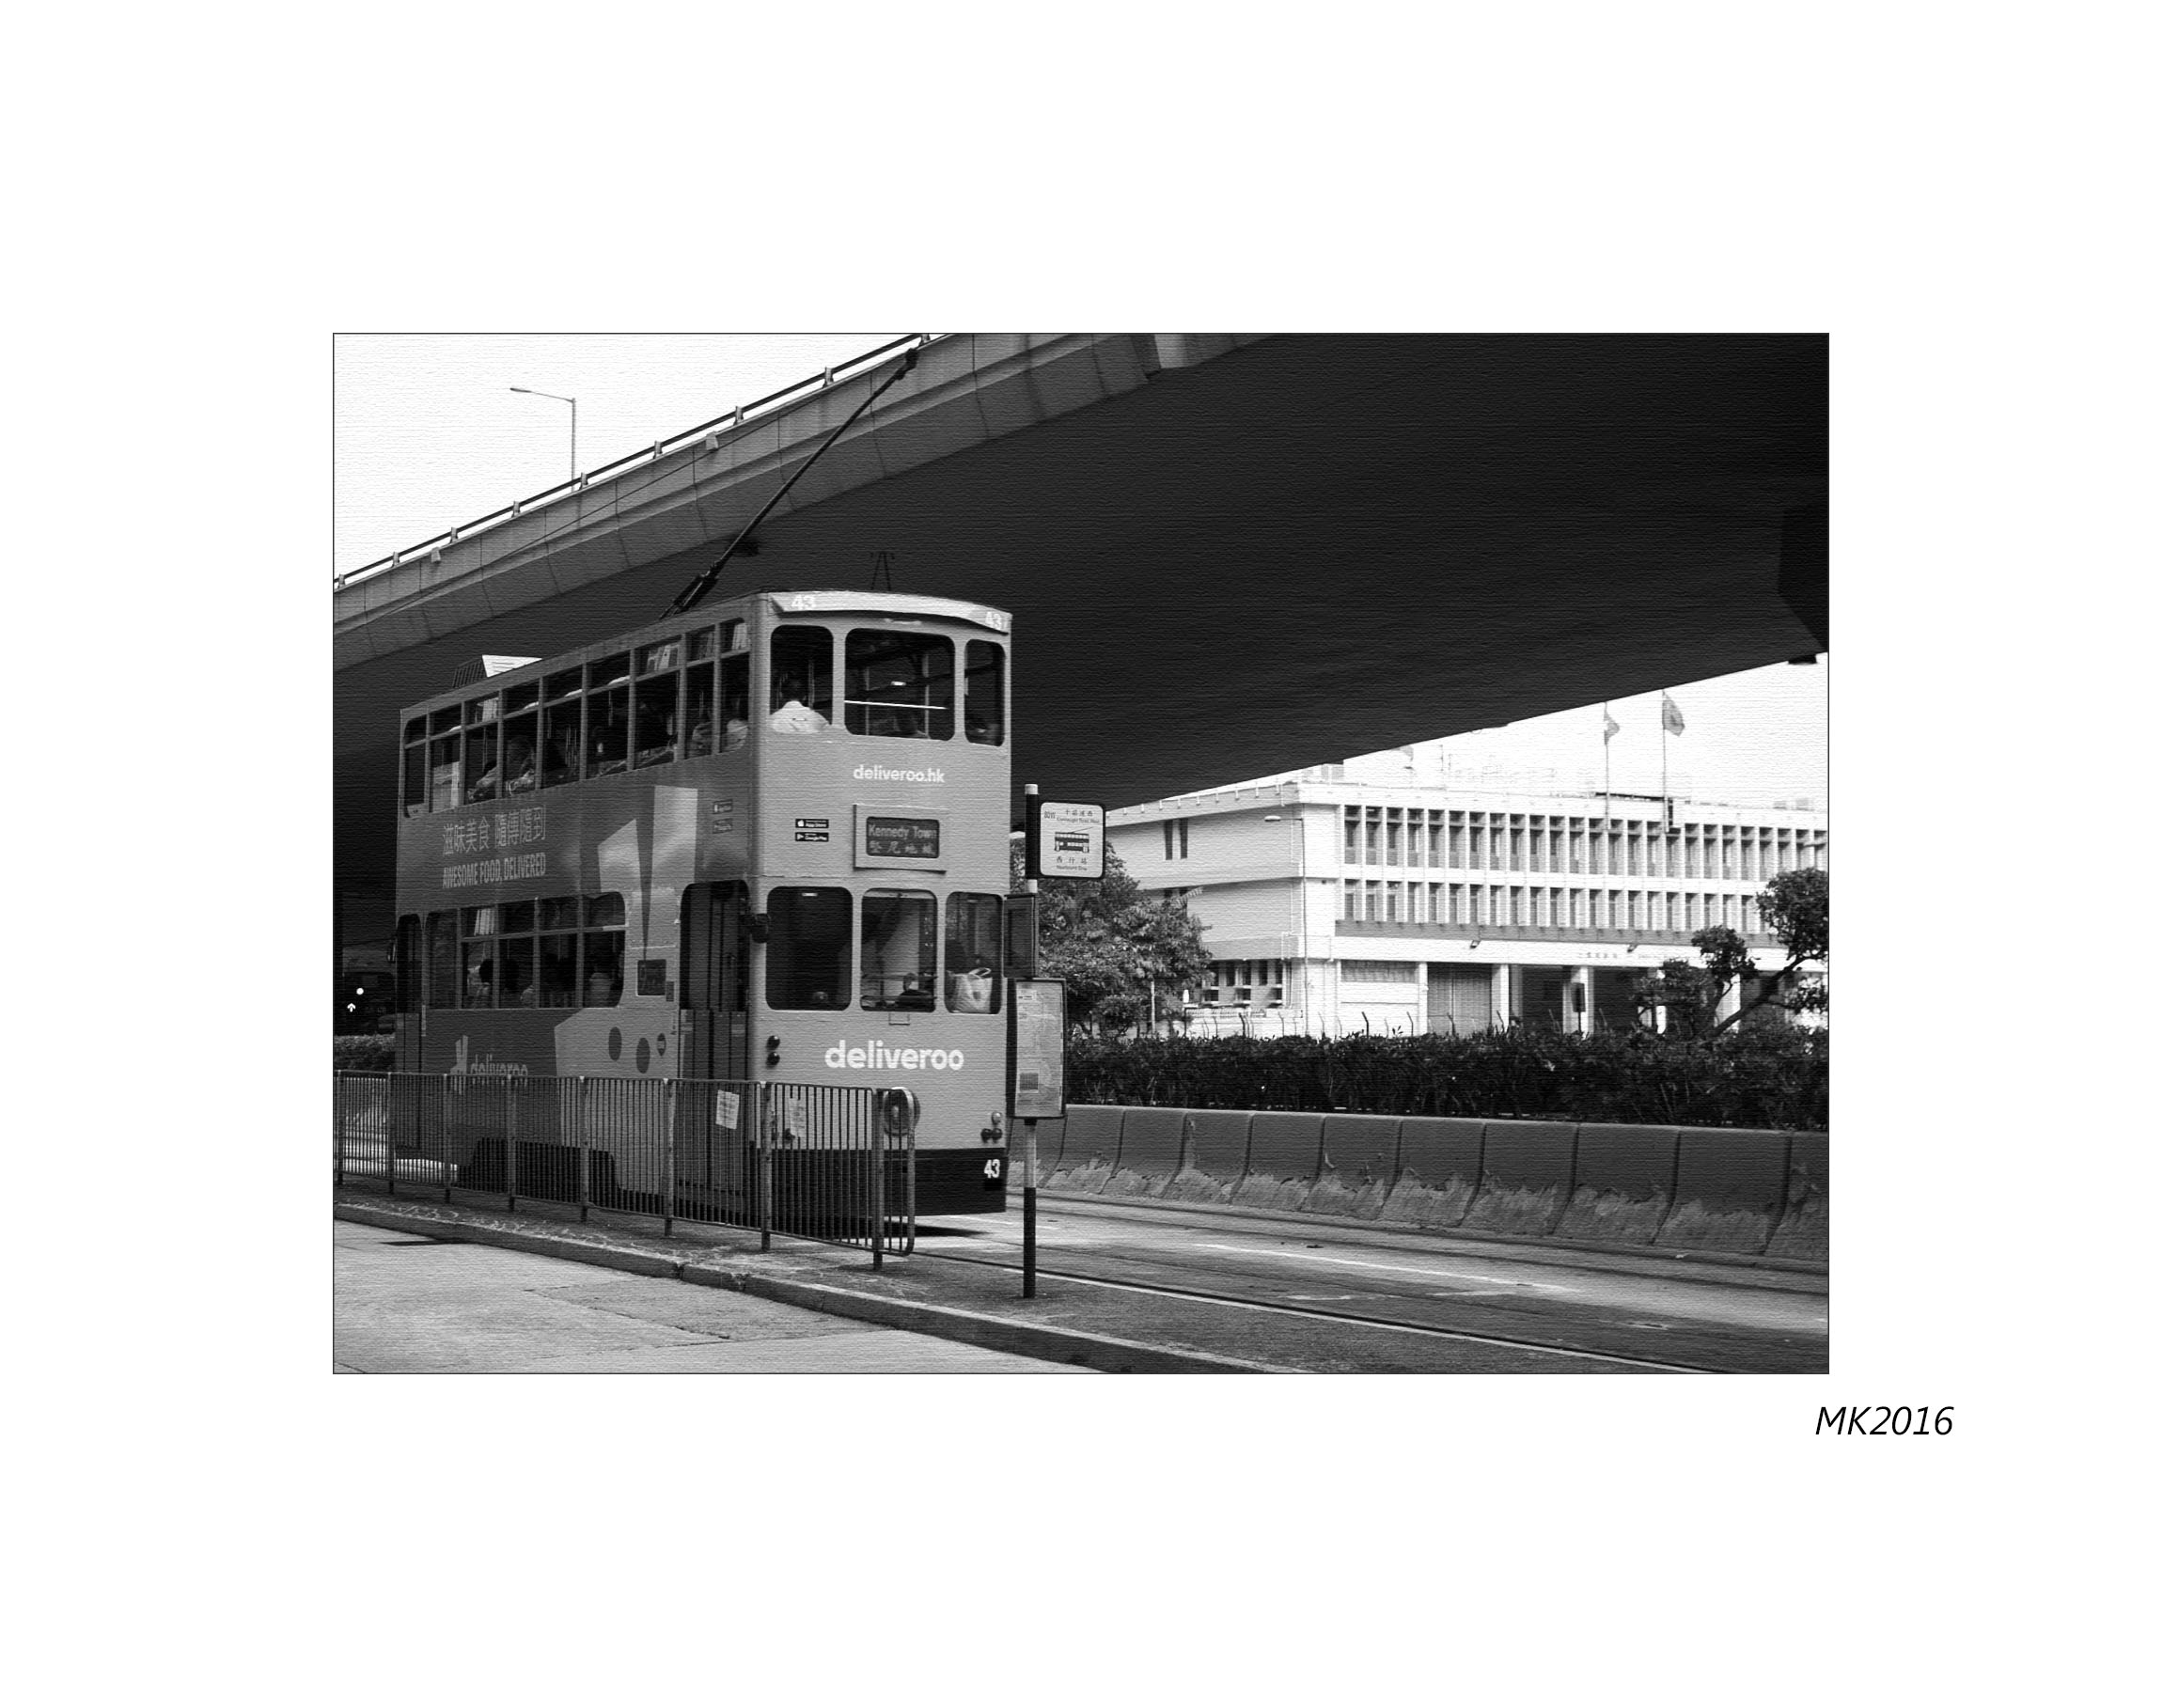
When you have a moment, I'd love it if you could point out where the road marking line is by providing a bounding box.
[1196,1244,1577,1293]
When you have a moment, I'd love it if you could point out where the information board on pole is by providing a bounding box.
[1007,979,1067,1120]
[1027,801,1105,881]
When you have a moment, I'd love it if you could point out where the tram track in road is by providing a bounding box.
[912,1201,1829,1374]
[915,1244,1723,1372]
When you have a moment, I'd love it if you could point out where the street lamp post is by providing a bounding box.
[1264,804,1308,1030]
[509,386,577,478]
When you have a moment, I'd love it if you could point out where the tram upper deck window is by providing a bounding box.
[766,887,851,1010]
[541,669,583,790]
[845,629,953,740]
[770,626,833,731]
[635,641,681,769]
[861,889,936,1010]
[587,653,630,776]
[401,718,427,818]
[463,696,502,803]
[964,640,1005,744]
[428,708,462,812]
[721,653,750,750]
[502,683,540,795]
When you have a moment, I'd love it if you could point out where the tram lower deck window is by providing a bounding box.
[860,890,936,1009]
[765,887,850,1010]
[944,893,1004,1011]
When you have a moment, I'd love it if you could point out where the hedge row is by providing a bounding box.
[1066,1028,1828,1130]
[334,1026,1827,1129]
[334,1036,398,1073]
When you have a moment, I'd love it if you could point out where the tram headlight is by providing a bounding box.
[764,1035,781,1068]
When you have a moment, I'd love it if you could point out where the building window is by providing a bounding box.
[1164,820,1175,860]
[1343,807,1360,864]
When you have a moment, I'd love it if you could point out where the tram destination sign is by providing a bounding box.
[864,815,940,859]
[853,806,947,870]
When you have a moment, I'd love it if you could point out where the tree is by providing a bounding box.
[1011,841,1211,1034]
[1631,868,1828,1038]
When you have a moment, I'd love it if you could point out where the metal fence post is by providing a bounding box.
[384,1074,398,1199]
[663,1079,677,1239]
[870,1091,886,1271]
[757,1083,772,1253]
[334,1073,345,1191]
[442,1075,454,1205]
[577,1076,590,1224]
[505,1075,520,1214]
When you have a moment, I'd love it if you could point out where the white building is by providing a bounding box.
[1108,769,1827,1038]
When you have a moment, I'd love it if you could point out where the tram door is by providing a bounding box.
[680,880,750,1081]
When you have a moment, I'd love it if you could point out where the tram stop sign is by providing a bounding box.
[1027,800,1104,881]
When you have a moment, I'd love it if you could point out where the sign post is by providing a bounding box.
[1007,976,1066,1300]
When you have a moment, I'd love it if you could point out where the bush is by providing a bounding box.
[334,1035,398,1073]
[1067,1026,1826,1130]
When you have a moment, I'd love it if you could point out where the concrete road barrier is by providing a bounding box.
[1105,1106,1185,1198]
[1308,1114,1403,1218]
[1765,1129,1828,1261]
[1380,1117,1484,1228]
[1042,1105,1826,1266]
[1164,1109,1252,1203]
[1553,1123,1679,1246]
[1046,1105,1121,1194]
[1657,1127,1790,1255]
[1459,1120,1577,1237]
[1234,1112,1327,1210]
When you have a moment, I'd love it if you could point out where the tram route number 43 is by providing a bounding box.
[983,1156,1003,1187]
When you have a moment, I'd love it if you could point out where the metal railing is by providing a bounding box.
[333,335,941,591]
[333,1072,915,1263]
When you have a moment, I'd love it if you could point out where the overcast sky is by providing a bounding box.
[335,333,1826,811]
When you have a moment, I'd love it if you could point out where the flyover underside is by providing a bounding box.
[336,334,1826,934]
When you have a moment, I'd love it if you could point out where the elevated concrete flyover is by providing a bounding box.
[335,333,1826,935]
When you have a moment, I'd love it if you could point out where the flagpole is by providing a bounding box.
[1602,702,1612,826]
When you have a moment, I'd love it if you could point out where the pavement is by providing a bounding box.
[335,1184,1789,1372]
[335,1216,1091,1372]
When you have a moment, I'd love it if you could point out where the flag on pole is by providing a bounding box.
[1660,695,1685,736]
[1602,708,1620,744]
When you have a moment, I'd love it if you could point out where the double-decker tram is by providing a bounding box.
[388,588,1013,1214]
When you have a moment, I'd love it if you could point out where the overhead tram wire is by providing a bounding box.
[662,339,923,619]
